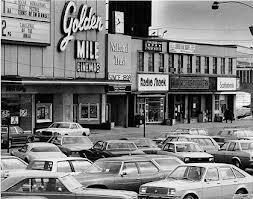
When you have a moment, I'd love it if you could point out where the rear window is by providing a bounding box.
[30,146,60,152]
[154,158,181,171]
[27,161,53,171]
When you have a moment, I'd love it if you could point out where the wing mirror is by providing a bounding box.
[204,178,212,182]
[120,171,127,177]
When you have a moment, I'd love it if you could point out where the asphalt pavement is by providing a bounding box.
[89,117,253,143]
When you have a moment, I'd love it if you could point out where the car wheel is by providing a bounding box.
[183,194,197,199]
[233,159,242,169]
[236,189,247,195]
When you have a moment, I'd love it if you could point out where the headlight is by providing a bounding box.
[139,186,147,194]
[184,157,190,162]
[167,188,176,195]
[209,157,214,162]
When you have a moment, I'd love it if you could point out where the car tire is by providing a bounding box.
[233,159,243,169]
[236,189,247,195]
[183,194,197,199]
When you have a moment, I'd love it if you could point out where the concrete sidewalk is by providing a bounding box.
[89,118,253,143]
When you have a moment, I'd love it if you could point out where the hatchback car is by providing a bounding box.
[161,134,220,152]
[211,140,253,170]
[27,157,92,173]
[139,163,253,199]
[158,141,214,163]
[11,143,66,163]
[75,155,184,192]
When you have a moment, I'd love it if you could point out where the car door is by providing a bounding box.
[213,142,229,163]
[14,127,29,144]
[70,124,79,135]
[116,161,141,192]
[137,161,164,185]
[225,142,236,164]
[219,167,238,199]
[202,167,222,199]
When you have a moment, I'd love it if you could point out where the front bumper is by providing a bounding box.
[138,195,181,199]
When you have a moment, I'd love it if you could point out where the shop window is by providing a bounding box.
[215,95,220,111]
[204,57,209,74]
[148,52,154,72]
[228,58,233,74]
[36,103,52,123]
[196,56,201,73]
[221,58,225,74]
[79,103,99,120]
[213,57,217,74]
[138,51,144,72]
[159,53,165,72]
[168,54,175,73]
[187,55,192,73]
[178,54,183,74]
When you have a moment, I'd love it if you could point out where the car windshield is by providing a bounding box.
[30,146,61,152]
[27,161,53,171]
[62,137,92,146]
[132,139,157,148]
[1,158,27,170]
[106,142,137,150]
[49,123,70,128]
[241,142,253,150]
[167,166,205,181]
[85,161,122,174]
[61,175,83,191]
[175,143,202,152]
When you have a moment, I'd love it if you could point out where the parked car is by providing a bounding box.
[173,128,208,135]
[211,140,253,170]
[47,135,93,156]
[126,138,161,154]
[139,163,253,199]
[212,128,253,146]
[79,140,145,162]
[1,156,28,180]
[10,143,66,163]
[75,155,184,192]
[158,141,214,163]
[34,122,90,141]
[1,126,32,148]
[27,157,92,174]
[1,170,138,199]
[161,134,220,152]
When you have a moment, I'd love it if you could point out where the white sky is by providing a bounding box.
[152,1,253,47]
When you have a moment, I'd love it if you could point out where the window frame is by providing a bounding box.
[228,58,233,75]
[187,55,192,73]
[148,52,155,72]
[196,56,201,73]
[213,57,217,74]
[221,58,225,74]
[159,53,165,72]
[204,57,209,74]
[137,51,144,72]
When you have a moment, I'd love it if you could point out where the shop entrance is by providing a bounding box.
[107,95,127,127]
[189,95,201,120]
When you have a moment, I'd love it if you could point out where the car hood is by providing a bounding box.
[108,149,145,155]
[177,152,213,158]
[29,152,66,160]
[74,173,115,185]
[142,179,201,191]
[138,147,161,151]
[37,128,68,132]
[63,144,92,151]
[75,187,137,198]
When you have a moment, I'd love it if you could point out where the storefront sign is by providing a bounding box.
[108,85,131,93]
[108,73,131,81]
[1,16,50,44]
[170,77,209,90]
[217,77,238,91]
[143,40,162,52]
[138,74,169,91]
[58,1,103,52]
[169,42,196,54]
[1,0,50,21]
[107,34,132,81]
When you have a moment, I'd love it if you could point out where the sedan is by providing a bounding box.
[1,126,32,148]
[11,143,66,163]
[158,141,214,163]
[211,140,253,170]
[139,163,253,199]
[34,122,90,141]
[1,170,138,199]
[47,135,93,156]
[27,157,92,173]
[80,140,145,162]
[75,155,184,192]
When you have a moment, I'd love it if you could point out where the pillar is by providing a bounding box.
[125,95,129,127]
[32,94,35,133]
[212,94,215,121]
[62,92,73,122]
[185,95,189,123]
[201,95,206,112]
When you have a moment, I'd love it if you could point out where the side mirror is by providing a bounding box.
[57,187,62,192]
[204,178,211,182]
[120,171,127,177]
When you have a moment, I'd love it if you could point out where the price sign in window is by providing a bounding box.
[90,104,98,118]
[80,105,89,119]
[36,103,52,123]
[79,103,99,120]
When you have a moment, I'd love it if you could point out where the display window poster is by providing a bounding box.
[36,103,52,123]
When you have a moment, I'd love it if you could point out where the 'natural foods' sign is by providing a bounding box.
[58,1,103,74]
[138,74,169,91]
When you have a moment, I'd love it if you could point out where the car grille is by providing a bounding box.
[188,158,210,163]
[146,187,168,194]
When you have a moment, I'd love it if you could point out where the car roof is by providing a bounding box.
[127,138,152,140]
[226,140,253,143]
[26,142,58,147]
[5,170,68,178]
[95,154,180,162]
[52,122,77,124]
[56,135,90,138]
[166,141,197,144]
[30,157,89,162]
[186,163,234,168]
[166,134,212,138]
[105,140,136,143]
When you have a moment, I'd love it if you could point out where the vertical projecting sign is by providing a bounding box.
[1,0,51,45]
[58,1,103,74]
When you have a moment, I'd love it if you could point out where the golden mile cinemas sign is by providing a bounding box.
[58,1,103,73]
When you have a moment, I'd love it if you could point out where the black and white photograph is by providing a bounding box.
[1,0,253,198]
